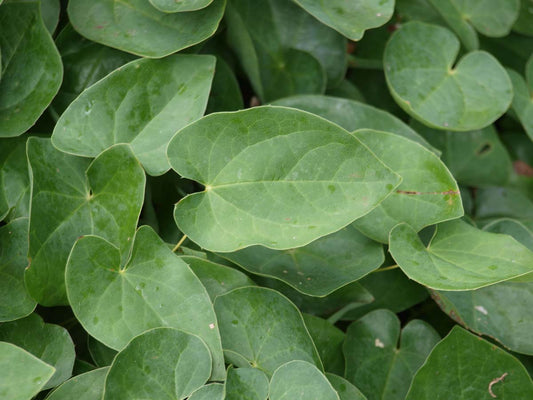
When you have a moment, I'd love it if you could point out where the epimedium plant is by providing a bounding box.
[1,0,533,399]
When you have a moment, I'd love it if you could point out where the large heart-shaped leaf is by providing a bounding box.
[67,0,226,58]
[53,54,215,176]
[66,226,224,380]
[0,1,62,137]
[0,138,30,221]
[293,0,394,40]
[0,342,55,400]
[507,55,533,141]
[46,367,108,400]
[352,129,463,243]
[214,287,322,375]
[389,219,533,290]
[269,360,339,400]
[344,309,440,400]
[272,95,437,154]
[225,0,346,101]
[25,139,145,306]
[149,0,213,13]
[222,224,383,296]
[0,218,35,322]
[384,22,512,131]
[224,366,269,400]
[406,326,533,399]
[0,313,75,389]
[167,106,401,252]
[104,328,212,400]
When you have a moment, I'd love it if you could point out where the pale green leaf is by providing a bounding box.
[384,22,513,131]
[0,1,62,137]
[0,313,75,389]
[406,326,533,399]
[389,219,533,290]
[269,360,339,400]
[46,367,108,400]
[214,287,322,375]
[167,106,401,252]
[225,366,269,400]
[344,309,440,400]
[188,383,225,400]
[66,226,224,380]
[0,342,55,400]
[67,0,226,58]
[104,328,212,400]
[25,139,145,306]
[293,0,394,40]
[53,54,215,176]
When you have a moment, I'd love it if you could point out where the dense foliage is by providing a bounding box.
[1,0,533,399]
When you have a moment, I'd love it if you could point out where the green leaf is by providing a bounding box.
[206,56,244,114]
[326,373,367,400]
[0,137,30,221]
[0,342,55,400]
[412,120,513,186]
[272,95,438,154]
[65,226,224,380]
[0,0,62,137]
[269,360,339,400]
[292,0,394,40]
[484,218,533,250]
[384,22,513,131]
[167,106,401,252]
[181,256,256,302]
[0,313,75,389]
[224,366,269,400]
[222,224,383,296]
[87,336,117,367]
[513,0,533,36]
[46,367,108,400]
[0,218,35,322]
[51,24,136,117]
[104,328,212,400]
[389,219,533,290]
[214,287,322,375]
[67,0,226,58]
[303,314,345,375]
[406,326,533,399]
[188,383,225,400]
[41,0,60,35]
[225,0,346,101]
[344,309,440,400]
[475,187,533,226]
[352,129,463,243]
[507,56,533,141]
[53,54,215,176]
[149,0,213,13]
[25,139,145,305]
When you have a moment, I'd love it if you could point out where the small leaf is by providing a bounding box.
[149,0,213,13]
[352,129,463,243]
[87,336,117,368]
[104,328,212,400]
[167,106,401,252]
[46,367,108,400]
[303,314,345,375]
[406,326,533,399]
[384,22,513,131]
[0,218,35,322]
[507,56,533,141]
[222,224,383,296]
[326,373,367,400]
[66,226,224,380]
[225,366,269,400]
[513,0,533,36]
[0,313,75,389]
[0,138,30,221]
[214,287,322,375]
[0,0,62,137]
[67,0,226,58]
[25,139,145,305]
[41,0,60,34]
[293,0,394,40]
[344,309,440,400]
[269,360,339,400]
[0,342,55,400]
[389,219,533,290]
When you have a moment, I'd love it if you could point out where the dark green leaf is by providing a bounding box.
[225,366,269,400]
[303,314,345,375]
[326,373,367,400]
[0,137,30,221]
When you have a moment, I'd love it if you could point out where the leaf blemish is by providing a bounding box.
[475,305,488,315]
[374,338,385,348]
[488,372,508,398]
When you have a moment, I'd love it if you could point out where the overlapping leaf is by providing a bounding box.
[149,0,213,13]
[189,383,225,400]
[25,139,145,305]
[53,55,215,175]
[326,374,367,400]
[65,226,224,380]
[384,22,513,131]
[224,366,269,400]
[0,138,30,221]
[67,0,226,57]
[513,0,533,36]
[507,55,533,141]
[389,219,533,290]
[46,367,108,400]
[167,106,401,252]
[0,1,62,137]
[303,314,345,375]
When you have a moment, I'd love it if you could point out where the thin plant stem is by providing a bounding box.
[172,234,188,252]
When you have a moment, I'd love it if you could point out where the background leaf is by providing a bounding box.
[224,366,269,400]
